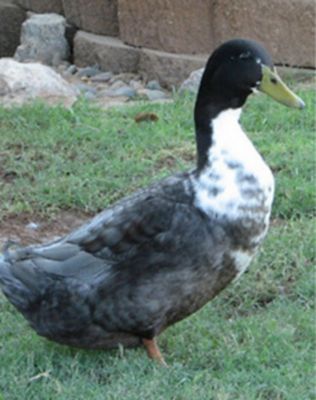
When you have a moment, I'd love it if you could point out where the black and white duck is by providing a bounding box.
[0,39,304,365]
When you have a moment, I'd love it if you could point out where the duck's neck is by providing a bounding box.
[194,75,249,171]
[194,100,243,171]
[193,102,275,234]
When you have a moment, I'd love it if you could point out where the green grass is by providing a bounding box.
[0,98,194,218]
[0,87,315,400]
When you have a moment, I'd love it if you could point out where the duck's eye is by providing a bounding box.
[239,51,251,60]
[270,77,277,84]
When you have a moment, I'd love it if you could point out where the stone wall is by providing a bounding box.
[117,0,315,68]
[62,0,118,36]
[118,0,214,54]
[16,0,63,14]
[1,0,315,86]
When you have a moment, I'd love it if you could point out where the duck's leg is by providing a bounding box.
[142,337,168,367]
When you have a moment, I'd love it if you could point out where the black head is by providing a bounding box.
[196,38,304,114]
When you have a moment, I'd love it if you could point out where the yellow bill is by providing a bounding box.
[259,65,305,109]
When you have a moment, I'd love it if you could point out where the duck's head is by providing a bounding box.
[194,39,304,170]
[196,38,305,113]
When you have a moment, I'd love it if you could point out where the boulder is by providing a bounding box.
[0,58,78,107]
[0,0,26,57]
[74,31,140,73]
[15,0,63,14]
[62,0,118,36]
[14,13,69,66]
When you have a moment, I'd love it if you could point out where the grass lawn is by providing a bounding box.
[0,86,315,400]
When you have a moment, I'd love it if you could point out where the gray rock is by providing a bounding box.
[144,89,168,101]
[26,222,39,230]
[96,89,109,98]
[0,58,78,107]
[129,79,143,91]
[110,80,125,89]
[66,64,78,75]
[83,91,96,101]
[110,72,139,84]
[56,61,70,74]
[179,68,204,94]
[77,65,100,78]
[91,72,113,82]
[104,86,137,98]
[146,80,161,91]
[75,83,97,95]
[14,13,69,66]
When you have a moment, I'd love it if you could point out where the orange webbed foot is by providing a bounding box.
[142,337,168,367]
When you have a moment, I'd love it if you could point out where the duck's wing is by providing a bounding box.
[1,173,194,287]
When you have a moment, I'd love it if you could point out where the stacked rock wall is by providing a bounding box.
[117,0,315,68]
[1,0,315,87]
[62,0,118,36]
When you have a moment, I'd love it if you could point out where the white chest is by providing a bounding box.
[193,108,275,242]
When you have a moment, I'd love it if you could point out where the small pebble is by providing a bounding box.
[75,83,97,95]
[26,222,39,230]
[110,80,126,89]
[96,89,110,98]
[77,65,100,78]
[84,91,96,100]
[179,68,204,94]
[129,79,143,91]
[110,73,138,84]
[144,89,168,101]
[56,62,70,73]
[91,72,113,83]
[66,64,78,75]
[106,86,137,98]
[146,80,162,90]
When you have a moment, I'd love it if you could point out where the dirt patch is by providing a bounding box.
[0,211,91,249]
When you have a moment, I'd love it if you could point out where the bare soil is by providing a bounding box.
[0,211,91,249]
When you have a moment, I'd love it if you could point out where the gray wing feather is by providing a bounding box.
[2,173,192,281]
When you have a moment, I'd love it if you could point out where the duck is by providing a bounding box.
[0,39,304,365]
